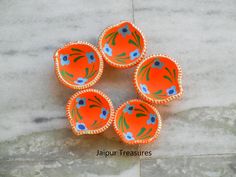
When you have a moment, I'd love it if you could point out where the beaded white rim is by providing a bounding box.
[66,89,114,136]
[134,54,184,105]
[53,41,104,90]
[113,99,162,145]
[98,21,147,69]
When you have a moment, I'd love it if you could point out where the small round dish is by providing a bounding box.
[113,99,161,144]
[53,41,104,90]
[134,54,183,104]
[66,89,114,136]
[98,21,146,69]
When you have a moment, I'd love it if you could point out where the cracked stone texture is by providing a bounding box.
[0,0,236,176]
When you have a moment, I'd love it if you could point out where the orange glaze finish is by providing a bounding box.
[134,54,183,104]
[99,21,146,69]
[113,99,161,144]
[53,41,104,90]
[66,89,114,136]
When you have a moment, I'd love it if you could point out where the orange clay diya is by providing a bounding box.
[53,21,184,145]
[134,54,183,104]
[66,89,114,136]
[113,99,161,144]
[98,21,146,69]
[53,41,104,90]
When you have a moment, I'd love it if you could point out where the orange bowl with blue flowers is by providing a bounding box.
[98,21,146,69]
[113,99,161,144]
[53,41,104,90]
[66,89,114,136]
[134,54,183,104]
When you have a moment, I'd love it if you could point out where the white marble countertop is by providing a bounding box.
[0,0,236,176]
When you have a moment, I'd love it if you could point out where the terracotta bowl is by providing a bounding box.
[98,21,146,69]
[53,41,104,90]
[113,99,161,144]
[134,54,183,104]
[66,89,114,136]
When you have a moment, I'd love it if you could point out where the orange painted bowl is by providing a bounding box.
[134,54,183,105]
[98,21,146,69]
[66,89,114,136]
[53,41,104,90]
[113,99,161,144]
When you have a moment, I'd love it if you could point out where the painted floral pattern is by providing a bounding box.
[100,21,145,66]
[124,132,134,141]
[69,91,112,134]
[115,100,160,143]
[76,122,87,131]
[60,54,70,66]
[55,43,101,88]
[136,55,182,102]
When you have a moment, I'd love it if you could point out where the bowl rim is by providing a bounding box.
[53,41,104,90]
[66,89,114,136]
[98,20,147,69]
[134,54,184,105]
[113,99,162,144]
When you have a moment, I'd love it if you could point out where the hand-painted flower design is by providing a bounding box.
[76,122,87,131]
[147,114,157,125]
[60,54,70,66]
[118,25,131,37]
[166,86,177,96]
[76,97,86,108]
[100,108,109,120]
[124,132,135,141]
[140,84,150,94]
[86,52,96,64]
[123,104,134,114]
[74,77,88,85]
[130,49,140,60]
[103,43,112,56]
[152,59,164,69]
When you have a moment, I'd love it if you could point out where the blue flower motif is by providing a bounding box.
[130,49,140,60]
[60,54,70,66]
[147,114,157,125]
[74,77,88,85]
[118,25,131,37]
[103,43,112,56]
[76,97,86,108]
[140,84,150,94]
[100,108,109,120]
[152,59,164,69]
[124,132,134,141]
[76,122,87,131]
[123,104,134,114]
[166,86,177,96]
[86,52,96,64]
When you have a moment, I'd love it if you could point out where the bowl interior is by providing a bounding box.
[135,55,182,102]
[67,90,112,133]
[100,21,145,66]
[55,42,102,87]
[114,100,160,144]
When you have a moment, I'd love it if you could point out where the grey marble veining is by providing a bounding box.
[134,0,236,160]
[0,0,236,176]
[0,129,140,177]
[0,0,134,141]
[140,104,236,157]
[141,154,236,177]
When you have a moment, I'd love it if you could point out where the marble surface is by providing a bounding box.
[0,0,236,176]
